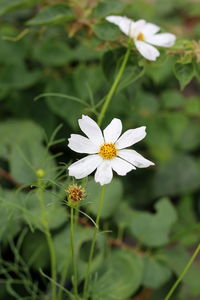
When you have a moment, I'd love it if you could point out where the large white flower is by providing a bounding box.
[68,115,154,185]
[106,16,176,61]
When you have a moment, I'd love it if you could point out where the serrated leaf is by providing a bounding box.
[27,4,74,26]
[129,198,177,247]
[174,63,194,90]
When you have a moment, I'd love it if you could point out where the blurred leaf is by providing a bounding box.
[22,231,49,270]
[0,120,43,158]
[0,0,39,16]
[174,63,195,90]
[94,0,125,18]
[54,225,105,276]
[25,189,68,230]
[33,39,72,66]
[27,4,74,26]
[0,64,41,90]
[129,198,177,247]
[45,77,83,129]
[93,21,121,41]
[153,155,200,197]
[86,178,123,219]
[113,202,135,229]
[160,90,184,109]
[142,256,172,288]
[90,250,144,300]
[0,189,21,242]
[184,97,200,116]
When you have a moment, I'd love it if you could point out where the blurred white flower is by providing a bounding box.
[106,16,176,61]
[68,115,154,185]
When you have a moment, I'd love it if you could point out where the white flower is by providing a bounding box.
[106,16,176,61]
[68,115,154,185]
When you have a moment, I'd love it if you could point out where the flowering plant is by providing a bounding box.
[0,1,200,300]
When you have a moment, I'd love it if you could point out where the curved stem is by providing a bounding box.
[70,206,79,298]
[83,186,105,300]
[97,47,131,126]
[164,242,200,300]
[37,180,57,300]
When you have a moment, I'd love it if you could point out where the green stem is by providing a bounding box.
[83,186,105,300]
[164,242,200,300]
[70,206,79,298]
[97,47,131,126]
[37,180,57,300]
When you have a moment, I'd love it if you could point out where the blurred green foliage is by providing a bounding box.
[0,0,200,299]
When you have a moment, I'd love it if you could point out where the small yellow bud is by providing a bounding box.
[36,169,45,178]
[65,184,85,207]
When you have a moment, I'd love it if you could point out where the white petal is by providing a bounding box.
[146,33,176,47]
[118,149,154,168]
[103,118,122,143]
[142,22,160,36]
[78,115,104,146]
[131,19,146,38]
[68,134,99,154]
[68,155,103,179]
[106,15,135,37]
[94,161,113,185]
[135,41,160,61]
[111,157,135,175]
[115,126,146,149]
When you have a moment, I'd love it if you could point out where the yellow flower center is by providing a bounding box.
[99,143,117,160]
[137,32,145,41]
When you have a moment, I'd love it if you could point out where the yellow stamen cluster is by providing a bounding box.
[137,32,145,41]
[99,143,117,160]
[66,184,85,205]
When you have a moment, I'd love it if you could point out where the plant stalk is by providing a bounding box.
[83,185,105,299]
[37,180,57,300]
[97,47,131,126]
[164,242,200,300]
[70,206,79,298]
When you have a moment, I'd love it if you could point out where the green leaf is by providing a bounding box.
[94,0,125,18]
[0,189,21,242]
[45,77,83,129]
[33,39,72,66]
[0,0,39,16]
[174,63,195,90]
[90,250,144,300]
[27,4,74,26]
[86,178,123,218]
[153,155,200,197]
[93,21,121,41]
[54,225,106,276]
[0,64,41,90]
[142,256,172,288]
[129,198,177,247]
[0,120,44,158]
[160,90,184,109]
[21,231,49,270]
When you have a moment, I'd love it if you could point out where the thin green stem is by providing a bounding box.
[70,206,79,298]
[164,242,200,300]
[83,185,105,300]
[37,180,57,300]
[97,47,131,126]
